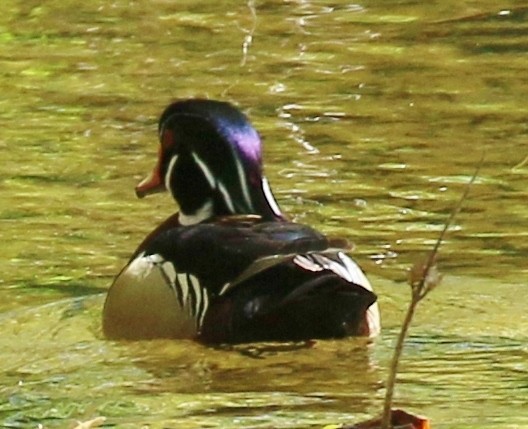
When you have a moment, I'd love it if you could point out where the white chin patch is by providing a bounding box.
[178,199,214,225]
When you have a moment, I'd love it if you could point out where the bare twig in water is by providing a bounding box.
[240,0,257,66]
[512,154,528,172]
[380,156,484,429]
[71,416,106,429]
[432,6,528,24]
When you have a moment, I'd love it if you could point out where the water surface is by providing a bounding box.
[1,1,527,428]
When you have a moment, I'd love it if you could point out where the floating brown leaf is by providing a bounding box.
[344,408,430,429]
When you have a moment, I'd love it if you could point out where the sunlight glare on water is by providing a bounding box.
[0,0,527,428]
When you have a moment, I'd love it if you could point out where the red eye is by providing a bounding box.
[161,129,174,150]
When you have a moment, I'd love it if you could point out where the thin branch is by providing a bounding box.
[240,0,257,66]
[380,154,484,429]
[416,153,483,302]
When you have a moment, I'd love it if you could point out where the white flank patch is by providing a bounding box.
[112,252,213,335]
[126,252,164,279]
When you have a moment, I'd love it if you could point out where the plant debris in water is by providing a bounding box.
[71,416,106,429]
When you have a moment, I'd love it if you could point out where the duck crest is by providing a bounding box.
[103,99,380,343]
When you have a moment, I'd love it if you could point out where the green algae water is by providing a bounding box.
[1,1,527,428]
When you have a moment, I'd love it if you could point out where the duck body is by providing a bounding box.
[103,99,380,343]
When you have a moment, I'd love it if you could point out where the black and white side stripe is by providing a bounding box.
[129,252,210,330]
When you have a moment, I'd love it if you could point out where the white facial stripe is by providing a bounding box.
[217,182,235,213]
[191,152,215,188]
[165,155,178,196]
[262,177,282,216]
[191,152,236,214]
[233,155,252,209]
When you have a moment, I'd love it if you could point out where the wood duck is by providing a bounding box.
[102,99,380,344]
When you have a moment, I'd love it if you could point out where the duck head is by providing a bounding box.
[136,99,284,225]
